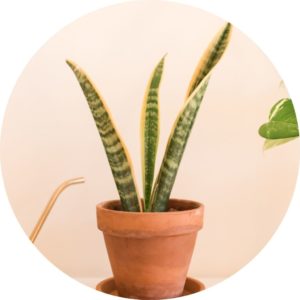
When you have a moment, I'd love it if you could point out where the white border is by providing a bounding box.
[0,1,299,299]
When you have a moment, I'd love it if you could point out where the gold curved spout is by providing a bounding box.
[30,177,85,243]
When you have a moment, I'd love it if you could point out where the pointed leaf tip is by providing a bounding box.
[185,22,232,99]
[66,59,75,69]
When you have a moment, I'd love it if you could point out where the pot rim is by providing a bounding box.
[96,198,203,215]
[97,199,204,237]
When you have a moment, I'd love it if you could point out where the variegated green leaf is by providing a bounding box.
[151,76,210,212]
[269,98,297,124]
[141,56,165,211]
[259,98,299,140]
[264,137,297,150]
[259,121,299,140]
[66,60,142,212]
[185,22,232,99]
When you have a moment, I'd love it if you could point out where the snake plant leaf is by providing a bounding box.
[66,60,142,212]
[151,76,210,212]
[141,56,165,211]
[259,98,299,139]
[185,22,232,100]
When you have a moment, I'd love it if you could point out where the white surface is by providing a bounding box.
[0,1,300,300]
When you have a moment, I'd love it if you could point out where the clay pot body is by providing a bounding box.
[96,199,204,299]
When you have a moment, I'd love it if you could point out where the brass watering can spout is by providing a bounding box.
[29,177,85,243]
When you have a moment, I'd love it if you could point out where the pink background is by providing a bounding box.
[1,1,299,289]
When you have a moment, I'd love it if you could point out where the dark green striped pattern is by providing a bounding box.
[151,77,210,212]
[186,23,232,99]
[150,22,232,212]
[141,56,165,211]
[66,60,141,212]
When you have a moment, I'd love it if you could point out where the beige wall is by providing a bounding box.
[1,0,299,285]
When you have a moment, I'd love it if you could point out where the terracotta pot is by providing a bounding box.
[96,199,204,300]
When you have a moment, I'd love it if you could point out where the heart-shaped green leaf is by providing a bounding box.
[259,98,299,139]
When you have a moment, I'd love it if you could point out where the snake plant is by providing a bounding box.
[259,98,299,149]
[67,22,232,212]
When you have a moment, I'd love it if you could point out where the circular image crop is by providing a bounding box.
[1,1,299,298]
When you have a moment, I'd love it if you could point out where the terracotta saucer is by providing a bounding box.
[96,277,205,298]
